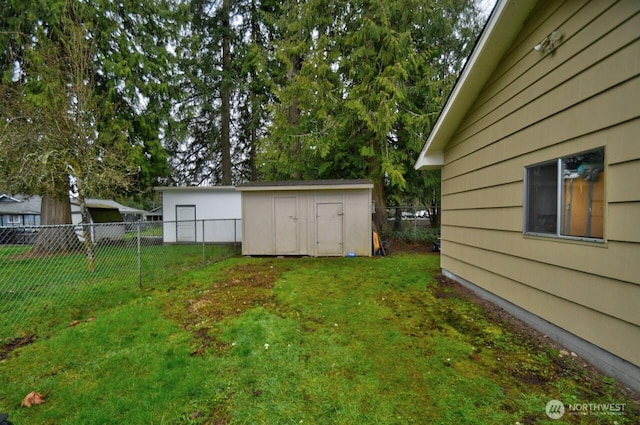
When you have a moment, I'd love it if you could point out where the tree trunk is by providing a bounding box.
[429,202,440,228]
[368,137,388,233]
[32,190,82,254]
[249,96,259,181]
[394,206,402,231]
[287,56,301,180]
[76,181,96,271]
[220,0,233,185]
[371,178,387,234]
[248,0,259,182]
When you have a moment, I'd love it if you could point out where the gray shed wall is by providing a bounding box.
[241,187,372,257]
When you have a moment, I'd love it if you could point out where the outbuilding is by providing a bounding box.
[155,186,241,243]
[237,180,373,257]
[70,198,127,243]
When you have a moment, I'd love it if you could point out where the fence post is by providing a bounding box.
[234,219,238,252]
[137,221,142,289]
[413,206,418,241]
[201,220,206,265]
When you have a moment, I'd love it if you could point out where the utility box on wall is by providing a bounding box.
[237,180,373,257]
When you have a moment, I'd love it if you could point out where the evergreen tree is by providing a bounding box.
[262,0,482,230]
[0,0,181,251]
[1,0,483,237]
[234,0,278,181]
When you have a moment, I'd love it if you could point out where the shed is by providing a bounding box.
[414,0,640,391]
[155,186,241,243]
[71,198,126,243]
[237,180,373,257]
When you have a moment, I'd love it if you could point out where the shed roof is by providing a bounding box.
[154,185,237,193]
[71,197,147,215]
[236,179,373,192]
[414,0,538,170]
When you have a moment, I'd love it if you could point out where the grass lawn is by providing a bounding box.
[0,252,637,424]
[0,244,237,341]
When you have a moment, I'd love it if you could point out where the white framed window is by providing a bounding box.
[8,215,21,224]
[524,147,604,241]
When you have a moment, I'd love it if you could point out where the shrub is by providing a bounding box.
[386,226,440,244]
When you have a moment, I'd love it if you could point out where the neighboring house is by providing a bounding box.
[0,194,144,244]
[0,194,41,227]
[415,0,639,391]
[0,194,41,244]
[155,186,242,243]
[237,180,373,257]
[145,206,163,222]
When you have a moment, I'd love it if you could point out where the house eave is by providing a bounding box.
[414,0,538,171]
[414,151,445,170]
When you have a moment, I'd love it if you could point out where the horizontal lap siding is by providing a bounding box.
[443,182,523,210]
[442,119,640,194]
[442,238,638,326]
[443,75,640,181]
[441,254,640,366]
[442,226,640,285]
[461,0,627,135]
[608,203,640,243]
[607,160,640,202]
[439,0,640,367]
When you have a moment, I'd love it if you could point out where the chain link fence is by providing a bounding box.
[385,206,440,243]
[0,220,241,342]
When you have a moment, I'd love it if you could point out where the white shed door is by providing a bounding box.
[316,202,343,255]
[274,197,298,254]
[176,205,196,242]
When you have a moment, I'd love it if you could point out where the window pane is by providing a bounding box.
[561,148,604,238]
[526,161,558,234]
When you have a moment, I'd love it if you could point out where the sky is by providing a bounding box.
[478,0,499,20]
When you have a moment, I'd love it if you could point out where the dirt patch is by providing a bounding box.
[176,261,289,356]
[186,263,283,321]
[0,334,37,360]
[172,260,290,421]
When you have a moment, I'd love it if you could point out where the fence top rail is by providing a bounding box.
[1,218,242,230]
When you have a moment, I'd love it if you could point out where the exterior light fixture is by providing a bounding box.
[534,30,563,53]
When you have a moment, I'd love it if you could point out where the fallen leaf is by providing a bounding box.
[21,389,49,407]
[69,320,80,327]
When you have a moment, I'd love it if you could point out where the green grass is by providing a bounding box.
[0,253,637,424]
[123,225,164,241]
[0,244,236,341]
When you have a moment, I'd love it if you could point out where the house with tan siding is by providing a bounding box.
[415,0,640,391]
